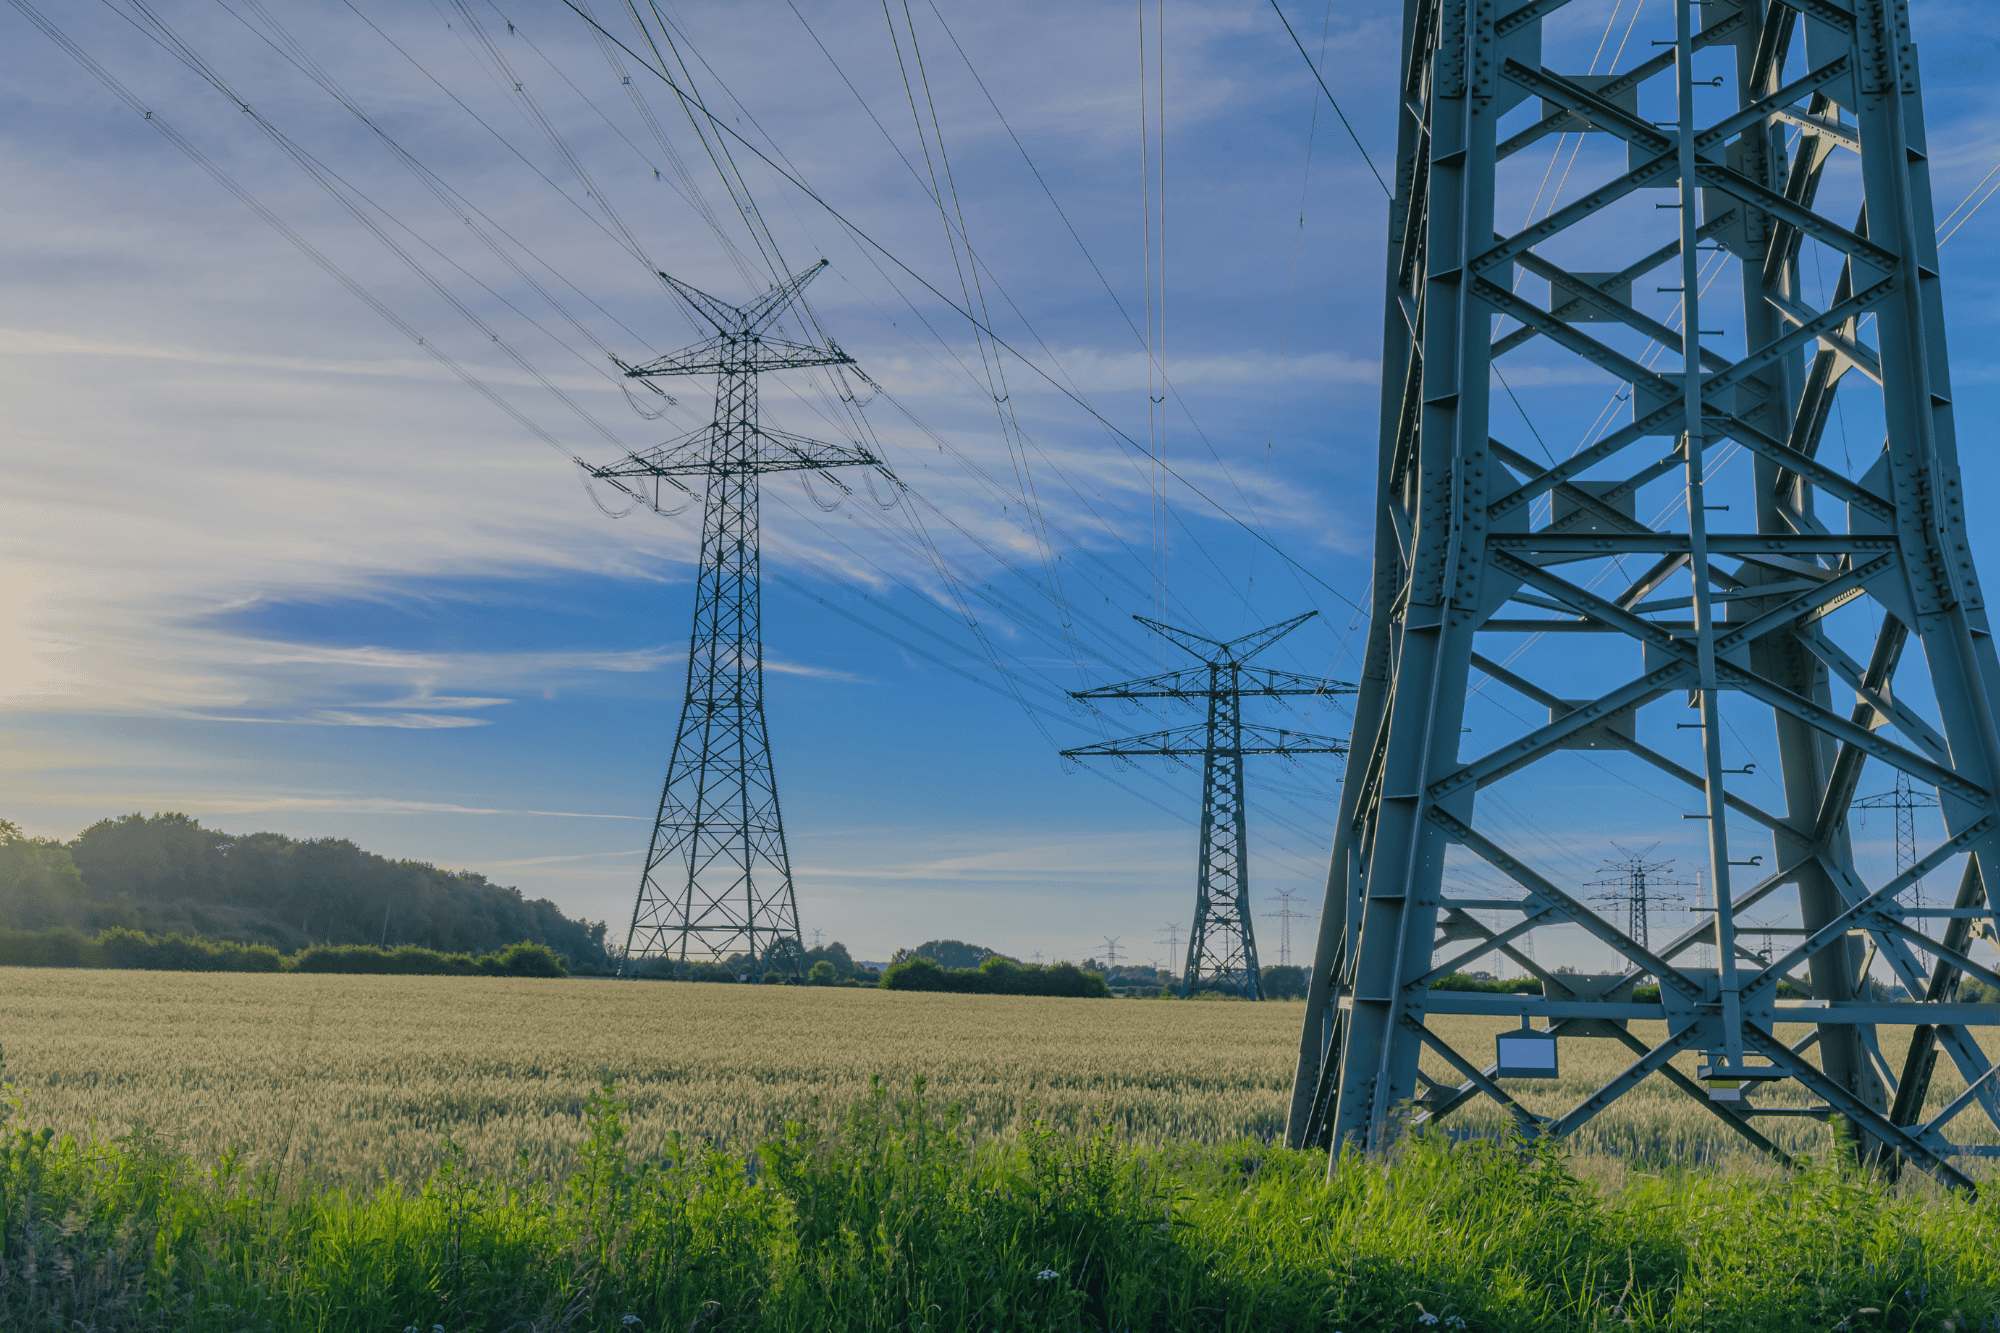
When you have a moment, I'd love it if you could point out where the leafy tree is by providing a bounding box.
[3,812,610,968]
[807,960,838,986]
[889,939,1011,970]
[880,954,1110,998]
[0,821,86,930]
[1259,964,1308,999]
[802,940,858,977]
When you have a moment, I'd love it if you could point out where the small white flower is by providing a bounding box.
[1418,1317,1441,1328]
[1036,1268,1061,1281]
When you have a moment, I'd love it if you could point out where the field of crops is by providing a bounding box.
[3,967,1994,1186]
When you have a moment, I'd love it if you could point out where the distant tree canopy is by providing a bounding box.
[889,939,1011,971]
[1258,965,1307,999]
[0,813,609,969]
[881,954,1111,998]
[625,939,870,984]
[0,821,86,930]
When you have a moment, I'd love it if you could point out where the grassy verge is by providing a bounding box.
[4,1074,1999,1333]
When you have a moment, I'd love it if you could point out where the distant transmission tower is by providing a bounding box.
[1101,936,1123,968]
[1063,612,1352,998]
[1854,772,1941,912]
[1583,844,1692,953]
[1158,919,1182,973]
[596,260,878,977]
[1268,888,1308,967]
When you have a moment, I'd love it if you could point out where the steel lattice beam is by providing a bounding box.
[596,260,878,978]
[1290,0,2000,1188]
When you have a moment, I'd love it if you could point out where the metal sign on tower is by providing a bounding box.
[1290,0,2000,1189]
[595,260,877,977]
[1064,613,1353,997]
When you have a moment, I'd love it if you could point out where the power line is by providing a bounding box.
[1266,0,1389,198]
[553,0,1369,621]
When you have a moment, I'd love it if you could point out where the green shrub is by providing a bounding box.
[807,959,837,986]
[0,926,99,968]
[880,954,1111,997]
[294,942,474,974]
[0,929,571,978]
[95,928,283,972]
[485,940,569,978]
[1431,971,1543,993]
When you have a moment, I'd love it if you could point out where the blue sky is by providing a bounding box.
[0,0,1997,968]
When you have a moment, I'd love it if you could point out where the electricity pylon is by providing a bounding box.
[1269,887,1309,967]
[1064,613,1354,998]
[1583,845,1693,954]
[1854,772,1941,909]
[594,260,877,977]
[1292,0,2000,1190]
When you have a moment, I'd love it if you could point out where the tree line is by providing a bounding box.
[0,813,610,969]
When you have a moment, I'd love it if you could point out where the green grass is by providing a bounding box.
[5,1075,2000,1332]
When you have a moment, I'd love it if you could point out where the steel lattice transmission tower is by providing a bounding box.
[1269,887,1309,967]
[1584,845,1693,954]
[594,260,877,976]
[1291,0,2000,1189]
[1064,613,1353,998]
[1854,771,1941,910]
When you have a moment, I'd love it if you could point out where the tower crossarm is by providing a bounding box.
[1853,790,1942,809]
[657,257,834,336]
[615,338,856,380]
[1062,722,1347,759]
[741,427,881,474]
[588,426,880,479]
[1071,665,1357,701]
[1131,609,1319,666]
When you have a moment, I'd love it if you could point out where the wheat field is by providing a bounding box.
[3,968,1993,1185]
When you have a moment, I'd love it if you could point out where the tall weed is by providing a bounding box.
[2,1073,1998,1331]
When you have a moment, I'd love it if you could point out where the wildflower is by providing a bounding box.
[1036,1268,1061,1281]
[1418,1317,1441,1328]
[1446,1320,1467,1331]
[623,1319,643,1329]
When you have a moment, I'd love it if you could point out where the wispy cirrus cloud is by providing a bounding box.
[295,710,491,729]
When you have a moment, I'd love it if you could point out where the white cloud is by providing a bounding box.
[293,711,490,729]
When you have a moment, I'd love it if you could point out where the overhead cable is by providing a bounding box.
[553,0,1369,621]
